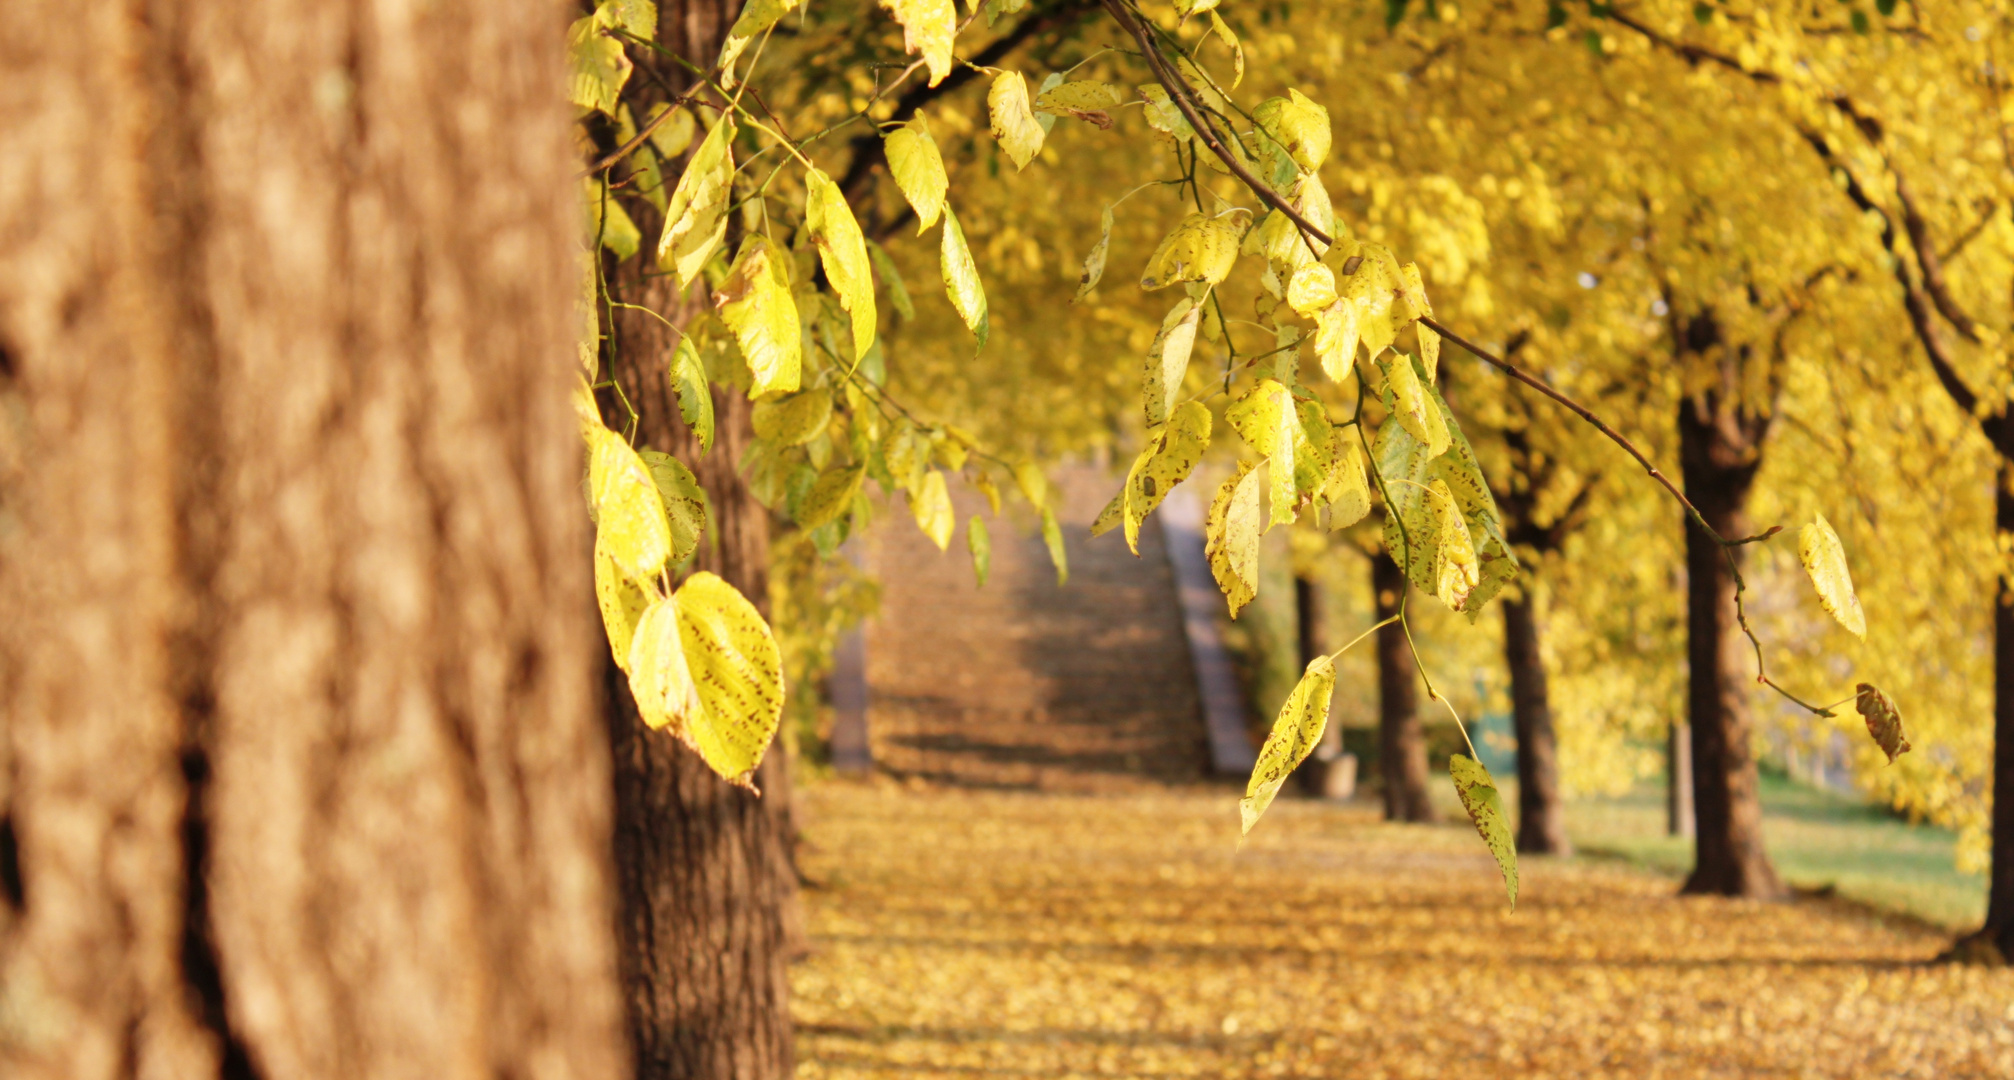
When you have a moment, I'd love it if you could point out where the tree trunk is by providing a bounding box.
[0,1,625,1077]
[1502,594,1570,855]
[1967,459,2014,960]
[597,0,801,1071]
[1676,387,1785,899]
[1668,721,1696,838]
[1374,554,1436,822]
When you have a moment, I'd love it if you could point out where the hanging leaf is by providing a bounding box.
[628,597,702,736]
[1240,656,1336,836]
[639,450,708,566]
[1286,263,1337,317]
[718,0,800,82]
[1322,429,1371,529]
[1395,261,1434,324]
[644,103,697,159]
[798,463,867,531]
[1120,400,1213,554]
[1798,513,1867,638]
[670,572,786,788]
[669,336,715,453]
[1034,79,1123,128]
[913,469,955,550]
[940,206,990,350]
[583,178,642,260]
[1206,12,1245,88]
[1074,205,1115,303]
[1014,461,1050,511]
[968,515,992,586]
[1427,478,1479,610]
[867,240,916,321]
[882,423,930,498]
[589,425,674,581]
[1380,351,1450,458]
[752,389,833,447]
[884,113,948,232]
[805,168,878,362]
[880,0,955,87]
[658,115,737,288]
[1855,683,1911,764]
[1144,298,1201,426]
[1253,89,1331,171]
[1205,461,1263,617]
[1226,379,1303,528]
[713,235,801,397]
[987,71,1046,170]
[1374,357,1517,617]
[1450,754,1518,909]
[1313,298,1362,383]
[1336,243,1401,358]
[1040,504,1068,584]
[1141,212,1244,290]
[595,535,654,670]
[567,15,633,116]
[983,0,1027,25]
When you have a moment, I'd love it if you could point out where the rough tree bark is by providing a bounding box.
[1373,554,1436,822]
[0,1,624,1077]
[596,0,802,1072]
[1674,313,1785,899]
[1500,596,1571,855]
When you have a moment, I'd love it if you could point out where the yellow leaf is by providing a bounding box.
[798,463,866,531]
[595,0,656,38]
[589,425,673,581]
[1226,379,1302,528]
[1041,504,1068,584]
[752,389,832,447]
[1014,462,1049,510]
[987,71,1046,169]
[1428,478,1479,610]
[644,103,697,158]
[722,0,800,75]
[1798,513,1866,638]
[584,178,642,260]
[1241,656,1336,836]
[913,469,955,550]
[881,0,955,87]
[1381,351,1449,458]
[1137,85,1196,142]
[669,336,715,453]
[884,113,948,232]
[1418,321,1441,381]
[883,423,929,497]
[1253,89,1331,171]
[1124,400,1213,554]
[1322,429,1370,529]
[712,235,801,396]
[1450,754,1518,909]
[639,450,708,567]
[1144,298,1200,427]
[628,597,702,735]
[1286,263,1337,317]
[672,572,785,788]
[1140,212,1245,290]
[1395,261,1433,323]
[1207,11,1245,88]
[1034,79,1123,127]
[567,15,632,116]
[1074,205,1114,304]
[1854,683,1911,764]
[940,207,989,350]
[805,169,878,362]
[1313,298,1361,383]
[867,239,916,321]
[595,535,654,671]
[968,515,991,586]
[972,469,1002,516]
[657,115,736,288]
[1205,460,1262,618]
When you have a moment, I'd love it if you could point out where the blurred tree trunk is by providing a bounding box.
[1675,330,1785,900]
[1977,461,2014,960]
[597,0,802,1073]
[0,1,625,1077]
[1501,596,1570,855]
[1667,721,1696,838]
[1373,554,1436,822]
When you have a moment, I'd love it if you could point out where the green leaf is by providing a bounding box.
[588,425,674,581]
[884,113,948,232]
[881,0,955,87]
[968,515,992,586]
[595,534,654,671]
[639,449,708,567]
[1144,298,1200,427]
[867,240,916,322]
[940,206,989,351]
[1041,504,1068,584]
[913,469,955,550]
[669,336,715,453]
[987,71,1046,170]
[1253,90,1331,171]
[1854,683,1911,764]
[1798,512,1866,638]
[1240,656,1336,836]
[1450,754,1518,909]
[713,235,801,397]
[805,168,878,363]
[752,389,832,447]
[1075,205,1115,304]
[983,0,1028,25]
[672,572,786,788]
[1140,212,1244,291]
[567,15,632,116]
[797,462,867,531]
[1205,460,1262,618]
[657,115,737,288]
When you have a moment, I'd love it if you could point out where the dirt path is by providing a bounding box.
[792,783,2014,1079]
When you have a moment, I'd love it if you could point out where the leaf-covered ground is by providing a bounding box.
[792,782,2014,1078]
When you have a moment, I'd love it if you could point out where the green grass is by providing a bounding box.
[1561,772,1986,931]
